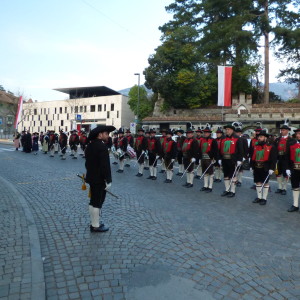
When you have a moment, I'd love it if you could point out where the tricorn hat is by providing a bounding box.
[235,127,242,133]
[216,127,223,133]
[118,128,124,134]
[280,124,291,130]
[149,129,156,134]
[224,124,235,130]
[186,128,194,134]
[88,125,116,141]
[294,128,300,133]
[175,129,184,134]
[203,127,212,133]
[254,127,262,132]
[166,130,173,136]
[258,130,269,138]
[125,129,131,133]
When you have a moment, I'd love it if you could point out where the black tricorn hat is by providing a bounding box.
[175,129,184,134]
[257,130,269,138]
[216,127,223,133]
[118,128,124,134]
[224,124,235,130]
[235,127,242,133]
[88,125,116,141]
[280,124,291,130]
[137,128,145,132]
[254,127,262,132]
[186,128,194,134]
[294,128,300,133]
[149,129,156,134]
[166,130,173,136]
[203,127,212,133]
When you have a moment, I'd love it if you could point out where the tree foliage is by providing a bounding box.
[128,85,154,120]
[144,0,300,108]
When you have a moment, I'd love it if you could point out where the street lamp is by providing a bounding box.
[134,73,140,124]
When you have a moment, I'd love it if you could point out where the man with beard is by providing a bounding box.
[274,124,294,195]
[251,131,277,205]
[286,128,300,212]
[116,128,128,173]
[85,125,115,232]
[146,129,161,180]
[162,130,177,183]
[69,130,80,159]
[175,129,185,176]
[219,124,243,198]
[134,128,148,177]
[199,127,219,193]
[59,130,68,160]
[182,128,199,188]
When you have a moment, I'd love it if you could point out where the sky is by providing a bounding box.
[0,0,284,102]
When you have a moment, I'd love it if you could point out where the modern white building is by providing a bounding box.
[19,86,135,133]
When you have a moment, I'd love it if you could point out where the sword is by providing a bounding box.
[133,152,144,167]
[152,156,159,167]
[199,162,214,180]
[76,174,119,199]
[165,160,174,172]
[259,174,270,194]
[227,164,242,192]
[181,161,193,178]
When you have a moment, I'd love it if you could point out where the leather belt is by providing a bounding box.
[223,154,231,159]
[255,162,265,168]
[278,151,285,155]
[202,153,210,160]
[293,163,300,170]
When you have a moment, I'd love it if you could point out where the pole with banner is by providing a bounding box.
[218,66,233,122]
[14,96,23,131]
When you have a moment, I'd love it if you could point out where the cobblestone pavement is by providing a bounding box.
[1,144,300,300]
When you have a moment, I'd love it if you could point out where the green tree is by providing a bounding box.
[128,85,153,121]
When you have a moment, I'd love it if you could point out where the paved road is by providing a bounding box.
[0,144,300,300]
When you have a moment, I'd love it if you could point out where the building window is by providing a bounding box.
[98,105,102,112]
[44,108,46,114]
[32,115,34,121]
[71,107,73,113]
[75,106,78,113]
[55,108,57,114]
[80,106,83,113]
[90,105,95,112]
[111,104,114,111]
[67,114,69,120]
[46,115,48,121]
[65,126,68,132]
[41,108,43,114]
[84,106,87,112]
[65,107,67,113]
[117,111,119,118]
[61,120,64,126]
[34,109,37,115]
[40,121,42,126]
[104,104,106,111]
[60,107,62,114]
[38,115,40,121]
[57,114,59,120]
[107,111,110,119]
[48,108,50,114]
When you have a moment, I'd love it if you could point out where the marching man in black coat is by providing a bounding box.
[147,129,161,180]
[162,130,177,183]
[116,128,128,173]
[134,128,148,177]
[251,131,277,205]
[175,129,185,176]
[85,125,115,232]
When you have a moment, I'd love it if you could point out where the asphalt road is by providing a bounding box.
[0,143,300,300]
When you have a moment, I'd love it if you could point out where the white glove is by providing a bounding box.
[142,150,145,154]
[218,160,222,166]
[191,158,196,163]
[237,161,242,166]
[286,169,291,177]
[105,182,112,191]
[250,167,253,172]
[156,155,160,159]
[171,159,175,162]
[269,170,274,175]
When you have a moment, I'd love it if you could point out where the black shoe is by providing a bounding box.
[136,173,143,177]
[125,164,130,167]
[288,205,299,212]
[159,170,165,173]
[195,175,200,179]
[281,190,287,195]
[151,176,157,180]
[60,154,63,157]
[176,172,183,176]
[90,224,109,232]
[221,191,230,197]
[72,157,77,159]
[252,198,262,203]
[144,167,149,170]
[227,192,235,198]
[259,199,267,205]
[50,155,54,157]
[164,179,169,183]
[61,158,66,160]
[182,182,189,187]
[186,184,193,188]
[250,185,256,190]
[117,169,124,173]
[206,188,212,193]
[275,189,283,194]
[236,181,242,187]
[112,162,118,165]
[147,176,153,179]
[70,154,74,156]
[218,179,222,182]
[213,178,218,182]
[200,187,208,191]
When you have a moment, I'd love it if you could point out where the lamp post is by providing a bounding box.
[134,73,140,124]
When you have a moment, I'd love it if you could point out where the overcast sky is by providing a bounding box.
[1,0,283,102]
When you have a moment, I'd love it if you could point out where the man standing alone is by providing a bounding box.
[85,125,116,233]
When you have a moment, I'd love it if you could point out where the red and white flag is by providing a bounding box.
[14,96,23,129]
[218,66,232,107]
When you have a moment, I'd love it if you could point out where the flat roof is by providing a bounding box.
[53,86,121,99]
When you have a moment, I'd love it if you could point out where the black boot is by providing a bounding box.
[275,189,283,194]
[252,198,262,203]
[200,187,208,191]
[287,205,299,212]
[259,199,267,205]
[227,192,235,198]
[221,191,229,197]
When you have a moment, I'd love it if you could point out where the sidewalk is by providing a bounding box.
[0,176,45,300]
[0,139,14,145]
